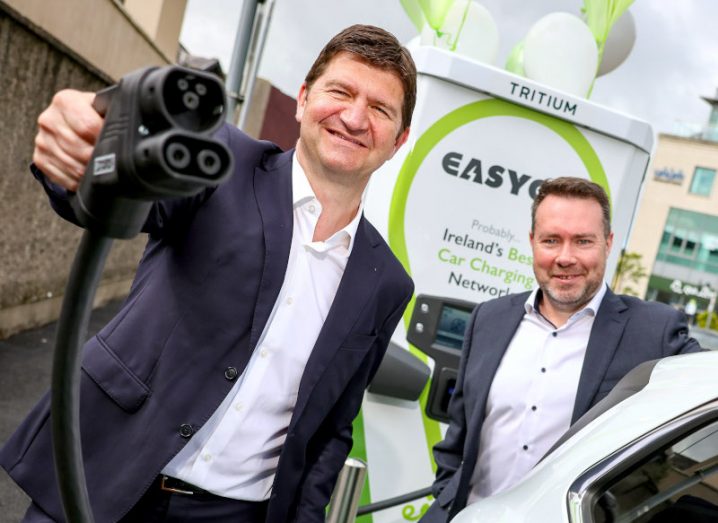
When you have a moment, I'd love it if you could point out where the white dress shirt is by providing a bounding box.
[162,154,364,500]
[467,284,607,503]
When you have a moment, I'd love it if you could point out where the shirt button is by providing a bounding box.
[235,402,244,412]
[260,349,269,358]
[308,204,316,214]
[541,367,546,373]
[202,453,212,462]
[531,405,537,411]
[287,296,294,305]
[179,424,194,438]
[523,445,529,451]
[224,367,238,381]
[552,332,557,337]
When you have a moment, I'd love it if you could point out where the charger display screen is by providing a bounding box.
[435,304,472,350]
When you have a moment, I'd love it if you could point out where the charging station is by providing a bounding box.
[405,295,475,424]
[356,46,654,522]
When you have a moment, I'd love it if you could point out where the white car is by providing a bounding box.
[453,351,718,523]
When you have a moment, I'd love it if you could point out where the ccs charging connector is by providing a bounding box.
[71,65,233,239]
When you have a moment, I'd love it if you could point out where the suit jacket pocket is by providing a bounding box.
[82,336,151,413]
[340,332,377,351]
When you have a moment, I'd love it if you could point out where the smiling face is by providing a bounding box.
[530,195,613,322]
[295,52,410,188]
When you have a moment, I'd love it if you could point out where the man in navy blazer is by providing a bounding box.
[421,177,701,522]
[1,25,415,522]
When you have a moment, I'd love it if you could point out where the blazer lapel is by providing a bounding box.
[571,288,628,422]
[248,149,294,350]
[291,218,382,423]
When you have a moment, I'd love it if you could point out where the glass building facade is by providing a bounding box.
[626,96,718,323]
[647,207,718,309]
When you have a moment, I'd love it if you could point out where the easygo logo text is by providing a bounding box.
[441,151,544,199]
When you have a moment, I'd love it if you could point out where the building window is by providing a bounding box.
[670,234,684,253]
[689,166,716,196]
[656,208,718,275]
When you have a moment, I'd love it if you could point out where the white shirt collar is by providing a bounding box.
[525,282,608,319]
[291,153,365,253]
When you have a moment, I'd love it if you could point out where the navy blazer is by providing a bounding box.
[0,125,413,522]
[421,288,700,522]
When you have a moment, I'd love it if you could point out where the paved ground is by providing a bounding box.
[0,299,123,522]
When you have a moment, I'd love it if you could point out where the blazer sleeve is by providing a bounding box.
[31,163,82,224]
[32,160,215,238]
[291,287,413,522]
[430,303,481,501]
[662,307,703,356]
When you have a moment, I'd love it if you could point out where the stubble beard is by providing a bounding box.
[542,276,602,314]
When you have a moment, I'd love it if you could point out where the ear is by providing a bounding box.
[389,127,411,158]
[605,231,614,253]
[295,83,308,124]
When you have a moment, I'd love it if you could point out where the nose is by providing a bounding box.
[555,244,577,266]
[340,101,369,132]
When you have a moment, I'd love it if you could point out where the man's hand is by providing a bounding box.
[33,90,103,192]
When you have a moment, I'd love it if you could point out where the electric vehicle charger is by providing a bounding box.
[51,65,233,522]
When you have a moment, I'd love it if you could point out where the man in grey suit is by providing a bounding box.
[421,177,701,522]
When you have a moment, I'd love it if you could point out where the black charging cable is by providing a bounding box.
[51,232,112,523]
[49,65,233,522]
[356,486,433,516]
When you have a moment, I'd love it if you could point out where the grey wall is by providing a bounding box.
[0,7,146,338]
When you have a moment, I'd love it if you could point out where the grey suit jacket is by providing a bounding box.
[422,288,700,522]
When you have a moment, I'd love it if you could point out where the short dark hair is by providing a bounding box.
[304,24,417,133]
[531,177,611,237]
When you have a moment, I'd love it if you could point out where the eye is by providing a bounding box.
[372,105,390,117]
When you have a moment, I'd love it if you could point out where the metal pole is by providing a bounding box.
[327,458,368,523]
[225,0,261,124]
[238,0,275,130]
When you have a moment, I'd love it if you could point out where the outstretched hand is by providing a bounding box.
[33,90,103,192]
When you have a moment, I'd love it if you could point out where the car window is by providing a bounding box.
[592,419,718,522]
